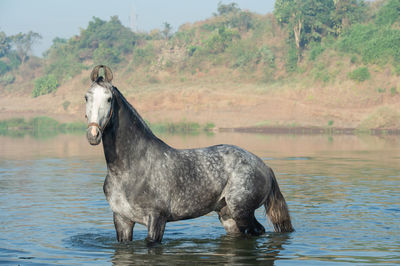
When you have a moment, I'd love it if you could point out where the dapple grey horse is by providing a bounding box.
[85,65,294,245]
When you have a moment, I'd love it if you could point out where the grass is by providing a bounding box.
[148,120,215,135]
[0,116,86,138]
[0,116,216,138]
[357,106,400,130]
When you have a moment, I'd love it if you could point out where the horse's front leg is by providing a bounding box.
[145,213,166,246]
[113,212,135,242]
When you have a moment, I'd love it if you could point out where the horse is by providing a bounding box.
[85,65,294,245]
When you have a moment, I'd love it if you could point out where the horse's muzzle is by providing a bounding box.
[86,125,102,145]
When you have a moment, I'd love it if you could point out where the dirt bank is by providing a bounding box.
[1,69,400,130]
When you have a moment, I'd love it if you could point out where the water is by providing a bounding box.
[0,133,399,265]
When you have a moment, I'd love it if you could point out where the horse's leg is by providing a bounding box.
[217,206,241,234]
[249,215,265,235]
[233,212,265,236]
[145,214,166,245]
[113,212,135,242]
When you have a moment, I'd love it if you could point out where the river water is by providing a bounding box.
[0,132,399,265]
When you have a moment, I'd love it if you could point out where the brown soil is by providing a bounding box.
[1,68,400,130]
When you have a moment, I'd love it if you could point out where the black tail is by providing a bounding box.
[265,170,294,232]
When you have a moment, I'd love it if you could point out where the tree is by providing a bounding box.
[274,0,335,62]
[11,31,42,64]
[162,22,172,40]
[0,31,11,58]
[217,2,240,15]
[332,0,367,34]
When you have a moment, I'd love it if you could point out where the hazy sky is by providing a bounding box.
[0,0,275,56]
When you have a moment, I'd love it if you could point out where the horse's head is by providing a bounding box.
[85,65,114,145]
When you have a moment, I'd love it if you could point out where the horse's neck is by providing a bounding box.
[102,93,169,171]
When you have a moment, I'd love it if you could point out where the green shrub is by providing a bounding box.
[348,67,370,82]
[62,100,70,111]
[309,43,325,61]
[337,23,400,65]
[133,44,156,65]
[93,44,121,67]
[285,46,298,72]
[0,73,15,85]
[258,45,275,67]
[375,0,400,26]
[395,64,400,76]
[204,27,238,54]
[32,74,59,97]
[228,40,258,68]
[0,61,10,75]
[187,45,199,56]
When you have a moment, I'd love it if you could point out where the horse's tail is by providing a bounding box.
[264,169,294,232]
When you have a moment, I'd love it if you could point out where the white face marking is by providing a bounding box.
[85,84,113,128]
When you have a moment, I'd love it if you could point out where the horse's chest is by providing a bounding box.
[103,177,146,224]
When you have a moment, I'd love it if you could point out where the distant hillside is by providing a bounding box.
[0,0,400,130]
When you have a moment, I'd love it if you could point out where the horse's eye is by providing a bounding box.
[84,95,88,102]
[107,97,112,103]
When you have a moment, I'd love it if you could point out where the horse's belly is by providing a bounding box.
[169,189,223,221]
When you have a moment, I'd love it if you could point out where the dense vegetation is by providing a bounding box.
[0,0,399,96]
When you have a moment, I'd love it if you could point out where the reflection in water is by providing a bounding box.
[0,133,400,265]
[67,231,290,265]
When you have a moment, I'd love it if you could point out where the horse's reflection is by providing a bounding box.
[111,233,291,265]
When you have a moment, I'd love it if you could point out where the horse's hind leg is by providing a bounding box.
[233,211,265,236]
[217,206,241,234]
[218,206,265,236]
[114,212,135,242]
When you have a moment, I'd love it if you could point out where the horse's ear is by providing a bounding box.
[90,65,102,82]
[90,65,113,83]
[103,66,113,82]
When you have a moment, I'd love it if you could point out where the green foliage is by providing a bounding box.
[337,23,400,65]
[5,51,22,69]
[229,11,254,32]
[228,40,259,68]
[375,0,400,26]
[395,64,400,76]
[217,2,240,15]
[348,66,370,82]
[0,116,86,138]
[78,16,136,54]
[10,31,42,63]
[274,0,335,46]
[0,31,11,58]
[148,120,215,135]
[32,74,59,97]
[331,0,367,35]
[0,61,10,75]
[204,27,239,54]
[0,73,15,85]
[93,44,121,67]
[309,43,325,61]
[62,100,70,111]
[258,45,275,67]
[162,22,173,40]
[133,44,156,66]
[44,38,84,82]
[286,45,298,72]
[187,45,199,56]
[358,106,400,129]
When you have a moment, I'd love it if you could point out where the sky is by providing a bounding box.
[0,0,275,56]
